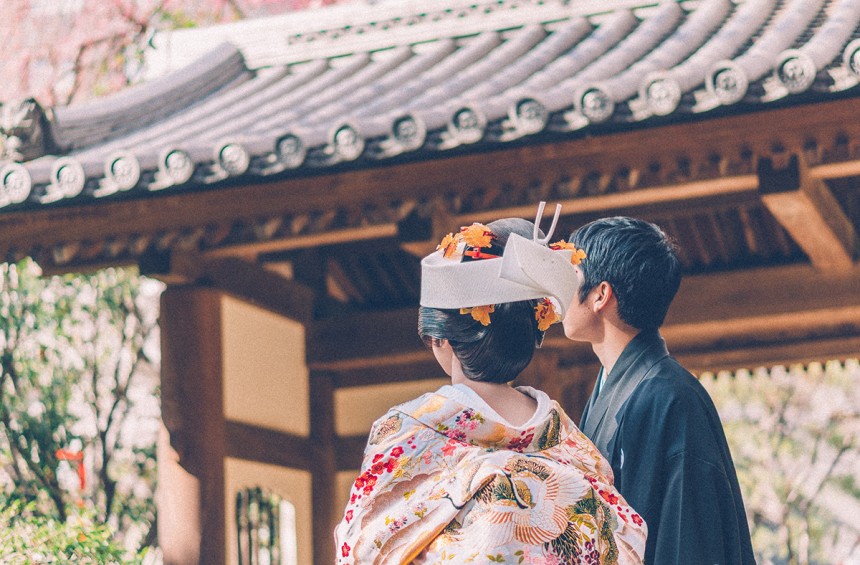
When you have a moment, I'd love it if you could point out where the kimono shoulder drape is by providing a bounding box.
[334,388,647,564]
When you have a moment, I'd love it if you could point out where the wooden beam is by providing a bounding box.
[162,252,315,323]
[811,160,860,180]
[204,223,399,259]
[328,357,442,388]
[668,263,860,323]
[665,306,860,353]
[306,307,423,365]
[651,265,860,370]
[335,435,368,472]
[311,263,860,382]
[758,154,857,272]
[675,335,860,374]
[457,174,760,224]
[225,420,313,471]
[310,349,430,373]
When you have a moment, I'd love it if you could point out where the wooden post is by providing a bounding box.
[310,371,337,565]
[159,286,226,565]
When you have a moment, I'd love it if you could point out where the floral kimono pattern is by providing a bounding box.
[334,390,646,564]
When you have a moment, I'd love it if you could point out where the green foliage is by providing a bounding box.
[0,259,162,553]
[156,8,200,30]
[702,360,860,564]
[0,500,147,564]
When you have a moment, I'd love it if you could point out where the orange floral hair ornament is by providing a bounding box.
[435,223,499,260]
[549,240,587,265]
[460,223,496,249]
[460,305,495,326]
[434,225,501,326]
[437,232,462,258]
[534,298,561,331]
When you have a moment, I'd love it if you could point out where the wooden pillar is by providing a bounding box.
[310,371,337,565]
[159,286,226,565]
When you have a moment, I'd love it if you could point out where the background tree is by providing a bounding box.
[0,0,348,107]
[703,360,860,565]
[0,260,163,554]
[0,0,355,558]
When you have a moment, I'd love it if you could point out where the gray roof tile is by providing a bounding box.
[3,0,859,211]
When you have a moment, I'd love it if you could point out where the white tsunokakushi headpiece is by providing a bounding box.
[420,202,585,329]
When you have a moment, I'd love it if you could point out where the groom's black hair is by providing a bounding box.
[418,217,545,384]
[569,217,681,330]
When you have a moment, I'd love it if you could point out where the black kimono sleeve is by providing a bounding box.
[610,374,756,565]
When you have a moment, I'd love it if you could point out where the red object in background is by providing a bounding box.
[55,449,85,490]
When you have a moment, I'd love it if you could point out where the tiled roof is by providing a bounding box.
[2,0,860,210]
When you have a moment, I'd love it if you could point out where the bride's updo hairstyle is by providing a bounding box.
[418,218,545,384]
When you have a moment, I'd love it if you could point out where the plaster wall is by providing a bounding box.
[221,295,309,435]
[333,378,449,436]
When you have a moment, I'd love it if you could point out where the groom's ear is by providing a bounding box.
[591,281,614,313]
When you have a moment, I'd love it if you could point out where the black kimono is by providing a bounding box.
[580,329,756,565]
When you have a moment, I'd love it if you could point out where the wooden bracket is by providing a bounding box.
[758,153,857,272]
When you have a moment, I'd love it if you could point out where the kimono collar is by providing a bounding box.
[396,389,570,454]
[582,328,670,454]
[607,328,667,386]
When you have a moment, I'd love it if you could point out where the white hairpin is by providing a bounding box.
[533,201,561,245]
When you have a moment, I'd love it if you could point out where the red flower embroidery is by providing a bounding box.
[354,471,378,495]
[441,439,458,456]
[632,513,643,526]
[362,474,377,494]
[345,509,353,523]
[390,446,404,457]
[373,453,384,463]
[599,490,619,505]
[384,457,398,472]
[507,433,534,452]
[341,542,351,557]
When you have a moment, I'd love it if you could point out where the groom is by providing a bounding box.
[562,217,755,564]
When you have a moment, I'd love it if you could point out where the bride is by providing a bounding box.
[334,204,646,565]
